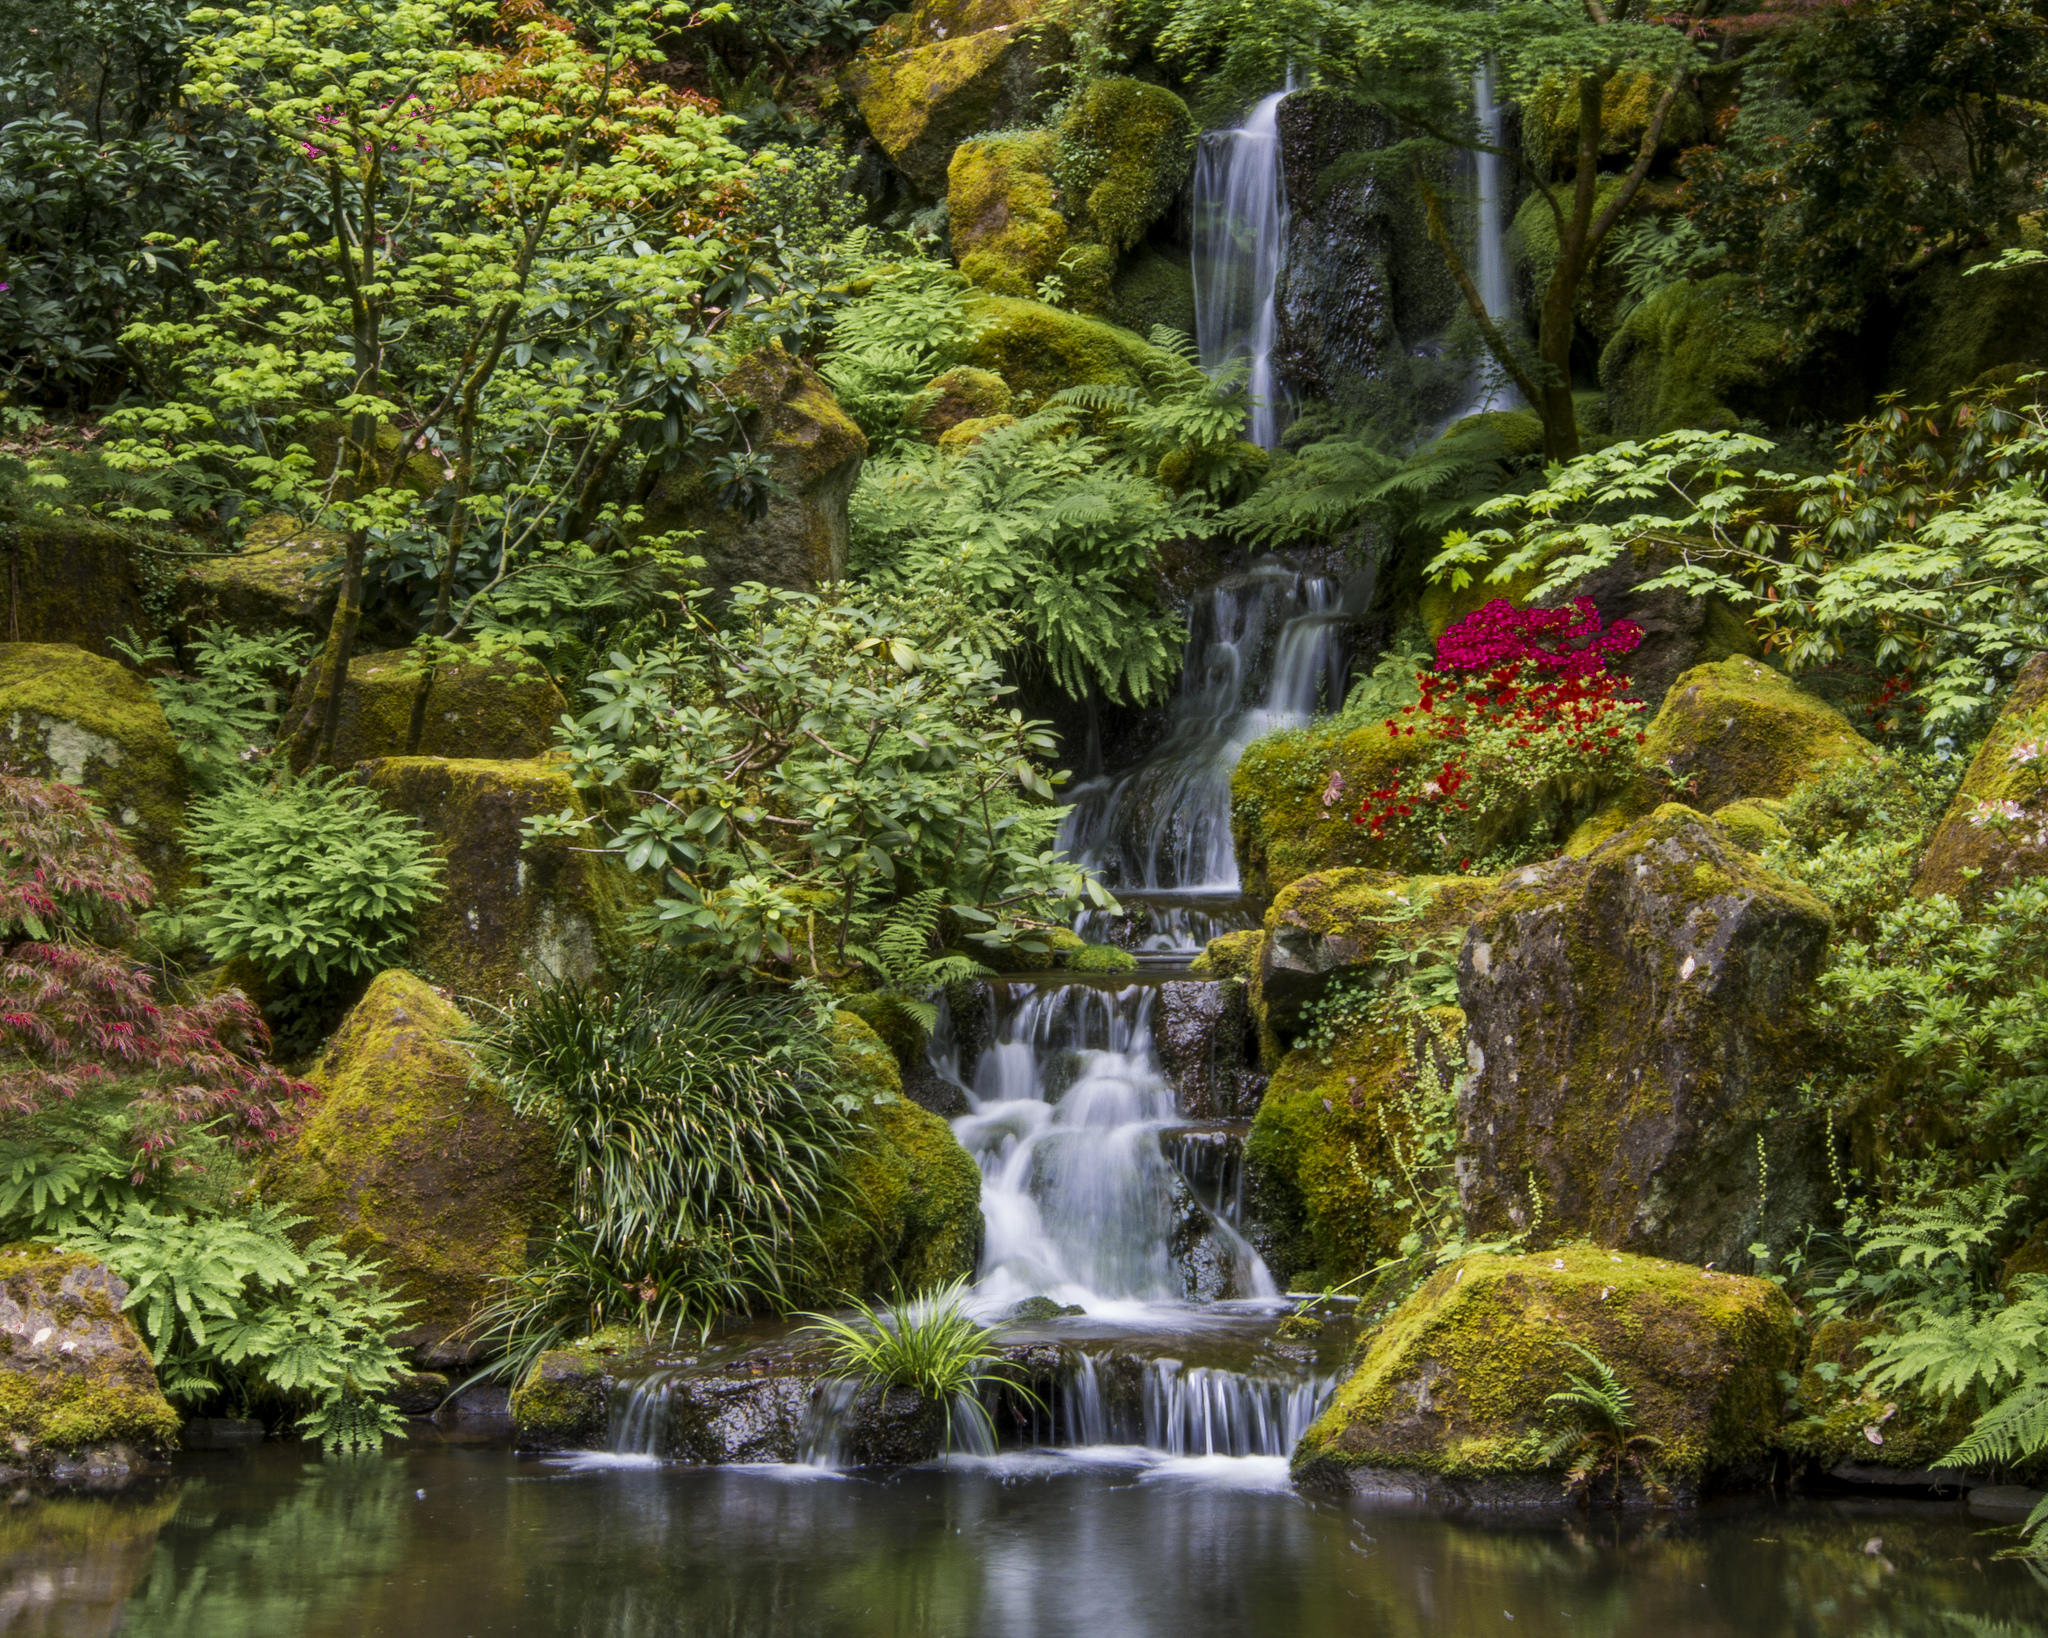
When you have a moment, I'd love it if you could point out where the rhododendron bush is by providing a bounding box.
[1350,599,1646,872]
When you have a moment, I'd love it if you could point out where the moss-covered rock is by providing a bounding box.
[1230,721,1443,898]
[1913,654,2048,909]
[1189,927,1262,980]
[1711,797,1791,853]
[1456,805,1832,1267]
[0,643,187,885]
[0,1244,179,1477]
[809,1012,983,1297]
[646,349,866,591]
[1065,941,1137,974]
[1641,656,1879,814]
[1055,77,1194,254]
[509,1328,645,1450]
[355,757,634,1007]
[936,413,1019,452]
[1599,275,1792,438]
[1523,70,1704,178]
[962,294,1179,405]
[1884,250,2048,403]
[1779,1317,1974,1475]
[1247,1007,1465,1289]
[1,518,151,655]
[289,647,566,768]
[1292,1246,1799,1503]
[266,971,561,1366]
[1109,247,1198,339]
[948,129,1070,298]
[1508,179,1638,349]
[906,365,1014,439]
[841,23,1069,192]
[169,514,339,644]
[1257,867,1496,1038]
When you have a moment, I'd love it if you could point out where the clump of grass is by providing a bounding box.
[799,1278,1040,1449]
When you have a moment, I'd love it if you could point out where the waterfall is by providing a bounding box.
[1059,564,1348,905]
[1037,1355,1341,1458]
[1457,60,1520,417]
[1193,90,1290,449]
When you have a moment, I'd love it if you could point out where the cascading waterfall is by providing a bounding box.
[1456,60,1520,417]
[1193,89,1291,450]
[1039,1355,1343,1459]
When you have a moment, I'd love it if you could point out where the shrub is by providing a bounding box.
[176,770,442,987]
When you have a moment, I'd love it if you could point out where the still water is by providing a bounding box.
[6,1436,2042,1637]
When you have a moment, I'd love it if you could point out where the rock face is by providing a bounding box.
[1639,656,1877,813]
[1,519,150,654]
[170,514,340,643]
[1456,805,1832,1266]
[1292,1247,1799,1504]
[1599,275,1792,438]
[265,970,562,1366]
[290,648,566,767]
[355,756,632,1006]
[811,1012,985,1298]
[1151,978,1264,1119]
[0,1246,179,1479]
[0,643,187,885]
[648,351,866,592]
[1914,653,2048,908]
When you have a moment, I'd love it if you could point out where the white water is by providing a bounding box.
[1193,90,1291,449]
[1059,563,1348,901]
[1455,60,1521,418]
[1045,1355,1340,1458]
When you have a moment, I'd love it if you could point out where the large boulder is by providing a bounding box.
[168,514,340,644]
[1639,656,1878,814]
[289,648,566,767]
[1456,805,1832,1266]
[1231,721,1442,898]
[0,518,150,654]
[265,970,561,1367]
[355,756,634,1007]
[0,1246,179,1480]
[1291,1246,1799,1504]
[841,19,1068,193]
[947,130,1076,299]
[961,295,1178,405]
[0,643,187,884]
[646,350,865,591]
[1913,654,2048,909]
[809,1012,984,1297]
[1055,77,1194,255]
[1599,275,1793,438]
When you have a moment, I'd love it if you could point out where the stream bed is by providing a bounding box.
[12,1435,2044,1637]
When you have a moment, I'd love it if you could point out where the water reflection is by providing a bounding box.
[4,1442,2043,1638]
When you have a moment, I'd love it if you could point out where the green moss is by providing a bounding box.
[264,971,563,1365]
[1779,1318,1974,1472]
[1523,70,1704,178]
[1188,927,1261,979]
[1109,247,1198,340]
[1508,179,1637,346]
[1599,275,1792,438]
[840,24,1069,191]
[0,1244,180,1463]
[1055,77,1194,254]
[1642,656,1879,813]
[3,517,151,655]
[356,756,636,1006]
[0,642,188,887]
[1885,251,2048,402]
[172,513,340,643]
[294,647,566,767]
[962,294,1178,404]
[1712,798,1791,852]
[1913,654,2048,906]
[937,413,1019,451]
[1292,1245,1799,1488]
[809,1012,983,1297]
[949,129,1070,297]
[1064,942,1137,974]
[906,365,1013,438]
[510,1344,615,1449]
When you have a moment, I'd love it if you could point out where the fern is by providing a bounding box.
[1539,1342,1668,1506]
[114,622,309,790]
[820,257,978,448]
[847,890,993,1031]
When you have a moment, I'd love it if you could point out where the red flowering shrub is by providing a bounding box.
[1350,601,1646,871]
[0,773,312,1159]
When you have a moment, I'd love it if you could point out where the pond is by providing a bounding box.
[8,1436,2042,1637]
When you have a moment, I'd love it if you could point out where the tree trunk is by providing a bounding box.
[289,528,368,771]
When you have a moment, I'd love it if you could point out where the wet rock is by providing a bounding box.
[845,1385,949,1466]
[290,647,566,767]
[1006,1296,1084,1321]
[1153,979,1264,1118]
[510,1330,645,1450]
[1456,805,1832,1266]
[0,643,187,887]
[1913,653,2048,909]
[1292,1246,1798,1505]
[0,1246,178,1481]
[265,970,562,1367]
[355,755,634,1006]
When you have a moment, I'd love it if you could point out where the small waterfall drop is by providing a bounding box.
[1456,60,1520,417]
[1193,89,1291,449]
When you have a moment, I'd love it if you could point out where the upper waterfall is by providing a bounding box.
[1193,89,1291,449]
[1457,60,1521,417]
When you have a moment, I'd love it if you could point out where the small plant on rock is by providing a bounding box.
[1540,1342,1669,1508]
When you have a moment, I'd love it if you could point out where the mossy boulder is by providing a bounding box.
[0,1245,179,1478]
[0,643,187,885]
[1055,76,1194,254]
[1509,179,1637,349]
[948,129,1072,298]
[1599,275,1791,438]
[1257,867,1496,1039]
[289,647,566,768]
[170,514,339,644]
[355,757,634,1007]
[1456,805,1832,1267]
[1641,656,1878,814]
[1247,1007,1465,1289]
[1523,70,1704,178]
[1884,250,2048,403]
[1189,927,1262,980]
[906,365,1014,438]
[841,23,1069,193]
[808,1012,983,1297]
[510,1328,645,1450]
[1291,1246,1799,1503]
[962,294,1178,405]
[902,0,1042,41]
[1913,654,2048,909]
[937,413,1019,452]
[646,349,866,591]
[1712,797,1791,853]
[1,518,151,655]
[1110,247,1198,339]
[266,971,561,1367]
[1230,721,1443,898]
[1779,1318,1974,1476]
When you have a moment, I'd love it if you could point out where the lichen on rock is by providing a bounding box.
[264,970,562,1367]
[0,1244,180,1479]
[1292,1246,1799,1503]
